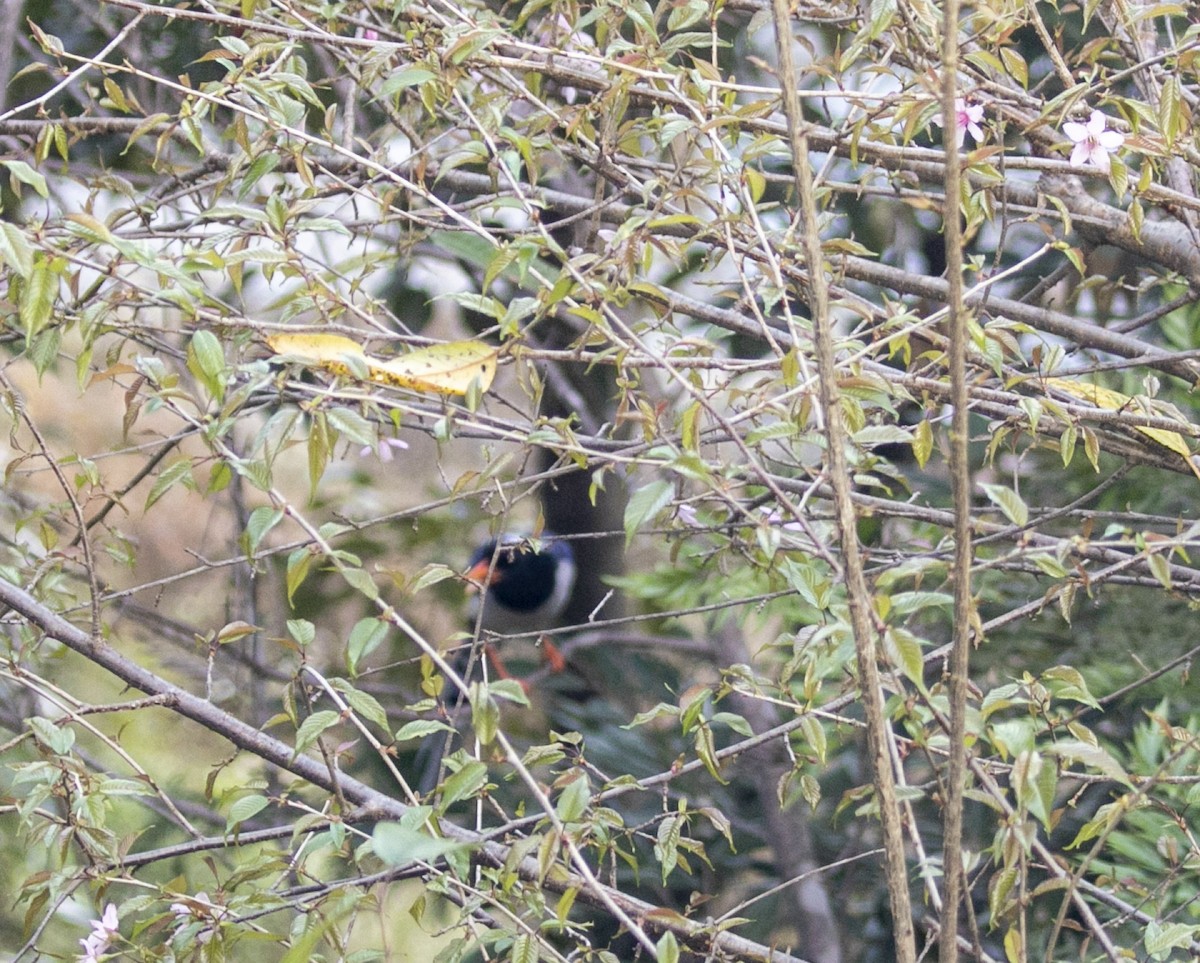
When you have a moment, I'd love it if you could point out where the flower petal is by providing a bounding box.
[1063,122,1087,142]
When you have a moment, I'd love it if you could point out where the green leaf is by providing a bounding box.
[1144,921,1199,960]
[245,506,283,554]
[332,679,389,729]
[1046,739,1132,788]
[1147,552,1172,590]
[655,931,680,963]
[380,64,438,95]
[341,566,379,601]
[145,458,196,509]
[555,773,590,822]
[1059,423,1076,467]
[294,709,340,754]
[0,222,34,278]
[187,330,227,402]
[655,814,682,882]
[373,822,474,869]
[798,715,826,765]
[347,617,387,674]
[394,719,453,742]
[781,556,830,611]
[624,480,673,546]
[980,483,1028,526]
[286,548,313,604]
[510,934,538,963]
[3,159,49,198]
[488,678,530,706]
[29,716,74,754]
[226,793,269,832]
[470,684,499,745]
[438,760,488,809]
[883,628,926,686]
[20,258,57,340]
[287,619,315,646]
[326,406,376,447]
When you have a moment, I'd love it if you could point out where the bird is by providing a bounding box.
[415,532,576,795]
[465,532,577,641]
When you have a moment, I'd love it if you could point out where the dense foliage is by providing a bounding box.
[1,0,1199,961]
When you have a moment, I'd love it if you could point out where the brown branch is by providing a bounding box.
[770,1,917,959]
[939,5,972,959]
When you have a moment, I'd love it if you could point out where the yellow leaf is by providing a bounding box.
[1045,378,1200,481]
[266,332,366,371]
[372,340,498,396]
[266,333,498,397]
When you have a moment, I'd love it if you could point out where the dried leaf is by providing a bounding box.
[266,332,498,397]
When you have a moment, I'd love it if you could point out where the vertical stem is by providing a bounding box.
[768,5,916,960]
[940,0,973,959]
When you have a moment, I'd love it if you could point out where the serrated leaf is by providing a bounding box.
[624,480,673,546]
[341,566,379,601]
[325,407,376,447]
[187,330,227,401]
[470,685,499,745]
[347,617,387,674]
[20,259,56,340]
[294,709,340,754]
[556,773,590,822]
[1047,739,1132,788]
[245,506,283,554]
[226,793,269,832]
[0,222,34,278]
[1059,423,1076,467]
[1147,551,1172,589]
[145,458,195,509]
[29,716,74,754]
[338,684,389,729]
[510,934,538,963]
[286,549,313,604]
[380,64,438,96]
[439,760,488,808]
[798,715,826,765]
[287,619,315,646]
[1144,920,1198,960]
[655,815,681,882]
[394,719,454,742]
[980,483,1028,526]
[3,159,48,198]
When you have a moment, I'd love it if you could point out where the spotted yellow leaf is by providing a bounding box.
[1045,377,1200,481]
[371,340,498,395]
[267,332,497,397]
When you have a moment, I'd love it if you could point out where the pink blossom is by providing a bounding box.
[358,438,409,462]
[79,904,119,962]
[934,98,985,146]
[1063,110,1124,172]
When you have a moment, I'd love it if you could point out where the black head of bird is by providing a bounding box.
[465,533,576,636]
